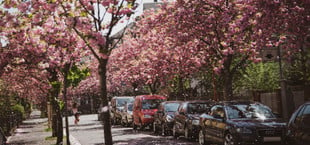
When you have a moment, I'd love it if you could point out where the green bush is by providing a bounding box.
[11,104,25,120]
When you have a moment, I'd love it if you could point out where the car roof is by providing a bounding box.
[162,101,183,104]
[136,95,166,99]
[218,100,260,106]
[183,100,213,104]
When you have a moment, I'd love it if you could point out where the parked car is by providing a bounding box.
[198,100,287,145]
[153,101,183,136]
[173,100,213,140]
[110,96,135,125]
[121,103,134,127]
[287,101,310,145]
[133,95,167,130]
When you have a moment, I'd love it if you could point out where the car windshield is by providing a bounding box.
[127,104,133,111]
[188,103,211,114]
[117,98,134,107]
[164,103,180,112]
[226,103,275,120]
[142,99,164,109]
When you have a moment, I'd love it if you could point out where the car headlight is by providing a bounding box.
[144,115,153,118]
[236,127,253,134]
[166,115,174,122]
[192,120,200,125]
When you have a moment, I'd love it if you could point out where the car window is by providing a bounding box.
[142,99,164,109]
[187,103,211,114]
[294,105,306,125]
[210,105,225,118]
[127,104,133,111]
[226,103,275,119]
[164,103,180,112]
[302,105,310,115]
[301,105,310,127]
[117,98,134,107]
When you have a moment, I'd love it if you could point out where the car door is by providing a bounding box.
[208,105,225,143]
[174,103,186,133]
[298,104,310,145]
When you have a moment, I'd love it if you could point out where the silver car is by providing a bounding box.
[121,103,133,127]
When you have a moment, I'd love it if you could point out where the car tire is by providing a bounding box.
[173,124,179,138]
[184,126,191,140]
[224,133,235,145]
[199,130,208,145]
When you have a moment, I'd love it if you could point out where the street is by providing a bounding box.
[68,114,199,145]
[67,114,284,145]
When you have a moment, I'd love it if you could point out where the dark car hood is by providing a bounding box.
[227,118,286,129]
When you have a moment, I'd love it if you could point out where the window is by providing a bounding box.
[210,105,225,118]
[226,103,275,120]
[301,105,310,127]
[164,103,180,112]
[141,99,164,109]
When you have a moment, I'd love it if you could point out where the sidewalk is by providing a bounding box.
[7,110,55,145]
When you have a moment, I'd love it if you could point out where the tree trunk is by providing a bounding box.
[98,59,113,145]
[47,68,63,144]
[56,102,63,145]
[223,55,234,101]
[223,72,233,100]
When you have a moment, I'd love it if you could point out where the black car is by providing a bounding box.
[287,101,310,145]
[173,100,213,140]
[198,101,287,145]
[153,101,183,136]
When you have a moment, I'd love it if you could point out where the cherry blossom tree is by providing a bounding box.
[109,0,309,101]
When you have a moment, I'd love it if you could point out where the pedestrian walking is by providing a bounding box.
[72,102,80,125]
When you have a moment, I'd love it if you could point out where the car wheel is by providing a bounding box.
[199,130,208,145]
[224,133,235,145]
[173,124,179,138]
[184,126,191,140]
[161,123,166,136]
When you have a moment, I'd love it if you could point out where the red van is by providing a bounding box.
[133,95,166,130]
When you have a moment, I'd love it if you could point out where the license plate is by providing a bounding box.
[263,137,281,142]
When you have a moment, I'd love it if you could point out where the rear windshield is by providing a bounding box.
[226,103,275,119]
[188,103,212,114]
[164,103,181,112]
[142,99,165,109]
[117,98,134,107]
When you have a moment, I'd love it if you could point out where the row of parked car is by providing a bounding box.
[98,95,310,145]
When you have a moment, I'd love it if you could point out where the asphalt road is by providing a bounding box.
[67,114,284,145]
[67,114,199,145]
